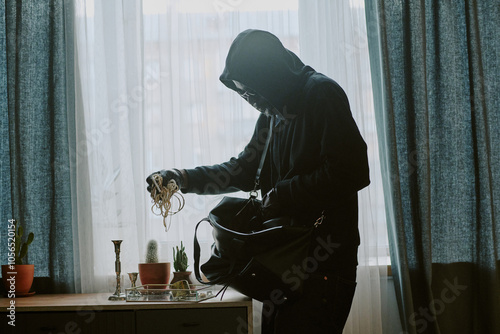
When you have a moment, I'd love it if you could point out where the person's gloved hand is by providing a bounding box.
[261,188,282,220]
[146,169,184,193]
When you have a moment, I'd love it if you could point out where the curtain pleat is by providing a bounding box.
[1,0,12,235]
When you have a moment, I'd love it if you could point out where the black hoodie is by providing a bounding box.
[184,30,370,270]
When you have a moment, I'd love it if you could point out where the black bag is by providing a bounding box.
[193,116,324,301]
[193,195,324,302]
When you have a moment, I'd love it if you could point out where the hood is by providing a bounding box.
[220,29,311,114]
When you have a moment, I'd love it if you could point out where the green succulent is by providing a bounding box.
[145,240,159,263]
[173,241,188,272]
[14,221,35,265]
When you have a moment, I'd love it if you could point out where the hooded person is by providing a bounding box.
[147,29,370,334]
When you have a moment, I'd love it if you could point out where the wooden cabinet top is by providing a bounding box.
[0,289,251,312]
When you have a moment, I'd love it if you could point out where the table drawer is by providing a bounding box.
[136,307,248,334]
[1,310,135,334]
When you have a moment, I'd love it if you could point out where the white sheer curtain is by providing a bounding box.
[298,1,389,333]
[73,0,388,333]
[73,0,145,293]
[72,0,300,292]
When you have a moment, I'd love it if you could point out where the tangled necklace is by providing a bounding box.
[150,174,185,231]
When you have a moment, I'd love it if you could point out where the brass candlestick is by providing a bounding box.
[109,240,126,301]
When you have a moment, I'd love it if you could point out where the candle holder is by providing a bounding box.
[109,240,126,301]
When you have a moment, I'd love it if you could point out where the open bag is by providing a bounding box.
[193,195,324,302]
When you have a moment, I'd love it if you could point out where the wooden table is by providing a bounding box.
[0,289,252,333]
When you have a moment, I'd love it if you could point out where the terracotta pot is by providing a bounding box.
[2,264,35,295]
[138,262,171,288]
[170,271,193,285]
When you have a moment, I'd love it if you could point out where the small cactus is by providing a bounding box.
[14,220,35,265]
[173,241,189,272]
[145,240,159,263]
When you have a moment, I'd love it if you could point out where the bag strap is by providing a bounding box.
[251,116,274,197]
[193,218,212,285]
[193,218,243,286]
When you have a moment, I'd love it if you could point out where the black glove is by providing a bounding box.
[261,188,282,220]
[146,169,184,193]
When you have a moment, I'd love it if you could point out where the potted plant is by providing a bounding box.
[170,241,192,284]
[138,240,171,288]
[2,220,35,296]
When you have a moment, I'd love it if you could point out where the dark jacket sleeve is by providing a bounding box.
[183,114,270,195]
[275,84,370,211]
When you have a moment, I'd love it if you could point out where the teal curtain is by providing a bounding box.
[0,2,10,232]
[0,0,75,293]
[366,1,500,333]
